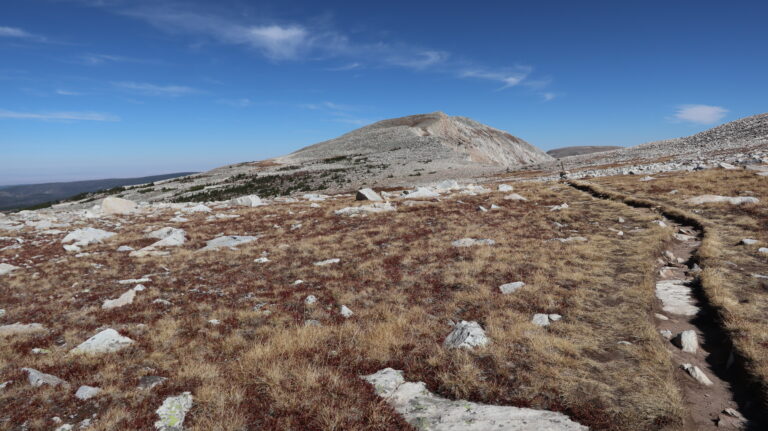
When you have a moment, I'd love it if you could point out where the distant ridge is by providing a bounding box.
[0,172,196,210]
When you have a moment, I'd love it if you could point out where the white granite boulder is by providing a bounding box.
[155,392,193,431]
[102,197,137,215]
[70,329,134,354]
[356,188,383,201]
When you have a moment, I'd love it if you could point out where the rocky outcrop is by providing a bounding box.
[362,368,587,430]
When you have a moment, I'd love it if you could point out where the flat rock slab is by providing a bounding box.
[200,235,258,251]
[22,368,69,388]
[0,263,20,276]
[687,195,759,205]
[70,328,134,354]
[655,280,699,316]
[363,368,587,430]
[155,392,193,431]
[102,197,137,215]
[335,202,396,216]
[356,188,383,201]
[451,238,496,247]
[230,195,264,207]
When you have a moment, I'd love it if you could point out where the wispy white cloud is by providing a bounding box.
[326,62,362,71]
[0,26,46,42]
[0,109,119,122]
[217,98,252,107]
[542,92,557,102]
[55,89,83,96]
[76,53,147,65]
[461,67,532,89]
[113,81,199,97]
[671,104,728,125]
[115,5,553,96]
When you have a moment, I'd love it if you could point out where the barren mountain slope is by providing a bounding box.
[60,113,550,206]
[554,113,768,168]
[280,111,552,166]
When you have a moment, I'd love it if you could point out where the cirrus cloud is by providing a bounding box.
[0,109,119,122]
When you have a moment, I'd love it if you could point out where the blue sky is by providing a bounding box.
[1,0,766,185]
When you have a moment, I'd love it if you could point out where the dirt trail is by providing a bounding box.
[567,182,758,430]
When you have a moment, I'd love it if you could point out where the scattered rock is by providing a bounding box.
[362,368,587,431]
[498,184,514,192]
[200,235,258,251]
[740,238,758,245]
[718,162,738,170]
[0,323,46,337]
[759,247,768,255]
[443,321,489,349]
[31,348,51,355]
[102,197,137,215]
[681,363,713,386]
[340,305,354,318]
[687,195,759,205]
[0,263,20,276]
[672,330,699,353]
[499,281,525,294]
[314,258,340,266]
[402,187,440,199]
[531,313,554,327]
[335,202,396,216]
[551,236,588,243]
[451,238,496,247]
[660,330,673,339]
[254,257,270,263]
[640,176,655,181]
[503,193,527,201]
[716,408,746,428]
[102,289,137,309]
[305,295,317,305]
[155,392,193,431]
[356,188,383,201]
[655,313,669,321]
[75,385,101,400]
[70,328,135,355]
[117,245,135,252]
[62,228,116,252]
[22,367,69,388]
[185,204,212,213]
[229,195,263,207]
[550,203,569,211]
[618,217,625,223]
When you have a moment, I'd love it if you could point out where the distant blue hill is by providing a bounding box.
[0,172,196,211]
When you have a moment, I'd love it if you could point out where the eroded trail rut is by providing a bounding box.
[567,182,757,430]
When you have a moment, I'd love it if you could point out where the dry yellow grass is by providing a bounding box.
[0,182,687,430]
[585,168,768,415]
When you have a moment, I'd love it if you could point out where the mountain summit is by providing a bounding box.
[280,112,552,167]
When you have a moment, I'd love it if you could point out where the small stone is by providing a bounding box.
[31,348,51,355]
[499,281,525,294]
[75,385,101,400]
[504,193,527,201]
[617,341,632,345]
[208,319,221,325]
[498,184,514,192]
[759,247,768,254]
[22,367,69,388]
[0,263,21,275]
[340,305,354,318]
[443,321,489,349]
[531,313,551,327]
[660,330,673,339]
[254,257,270,263]
[451,238,496,247]
[305,295,317,305]
[70,328,134,355]
[740,238,758,245]
[618,217,625,223]
[672,330,699,353]
[314,258,340,266]
[102,289,137,309]
[681,363,713,386]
